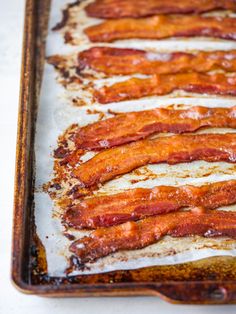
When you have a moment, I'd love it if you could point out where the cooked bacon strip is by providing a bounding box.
[69,210,236,263]
[85,15,236,43]
[79,47,236,76]
[72,133,236,187]
[64,180,236,229]
[74,106,236,151]
[85,0,236,19]
[95,73,236,104]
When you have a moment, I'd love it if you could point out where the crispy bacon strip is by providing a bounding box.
[95,73,236,104]
[70,210,236,263]
[72,133,236,187]
[79,47,236,76]
[64,180,236,229]
[85,15,236,43]
[85,0,236,19]
[74,106,236,151]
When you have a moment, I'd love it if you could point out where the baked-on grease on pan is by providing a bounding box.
[78,48,236,76]
[72,133,236,188]
[73,106,236,151]
[94,73,236,103]
[85,15,236,42]
[70,210,236,264]
[64,180,236,229]
[85,0,236,18]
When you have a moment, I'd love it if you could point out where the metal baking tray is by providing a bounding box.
[11,0,236,302]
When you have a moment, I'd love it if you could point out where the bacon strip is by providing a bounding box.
[79,48,236,76]
[69,210,236,263]
[95,73,236,104]
[72,133,236,187]
[74,106,236,151]
[85,15,236,43]
[85,0,236,19]
[64,180,236,229]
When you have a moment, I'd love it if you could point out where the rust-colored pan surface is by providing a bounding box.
[11,0,236,302]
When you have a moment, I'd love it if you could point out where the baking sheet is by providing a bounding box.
[35,0,236,277]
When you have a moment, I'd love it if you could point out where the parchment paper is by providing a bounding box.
[35,0,236,277]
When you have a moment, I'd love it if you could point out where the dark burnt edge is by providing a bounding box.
[46,56,73,85]
[53,134,72,159]
[66,255,91,274]
[54,146,70,159]
[46,53,97,85]
[46,56,90,89]
[76,61,87,76]
[52,0,83,31]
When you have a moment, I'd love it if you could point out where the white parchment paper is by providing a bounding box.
[35,0,236,277]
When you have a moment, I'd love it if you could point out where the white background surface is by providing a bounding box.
[1,0,236,312]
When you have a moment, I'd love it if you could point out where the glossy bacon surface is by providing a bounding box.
[70,210,236,263]
[95,73,236,104]
[78,47,236,75]
[74,106,236,151]
[72,133,236,187]
[64,180,236,229]
[85,0,236,19]
[85,15,236,43]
